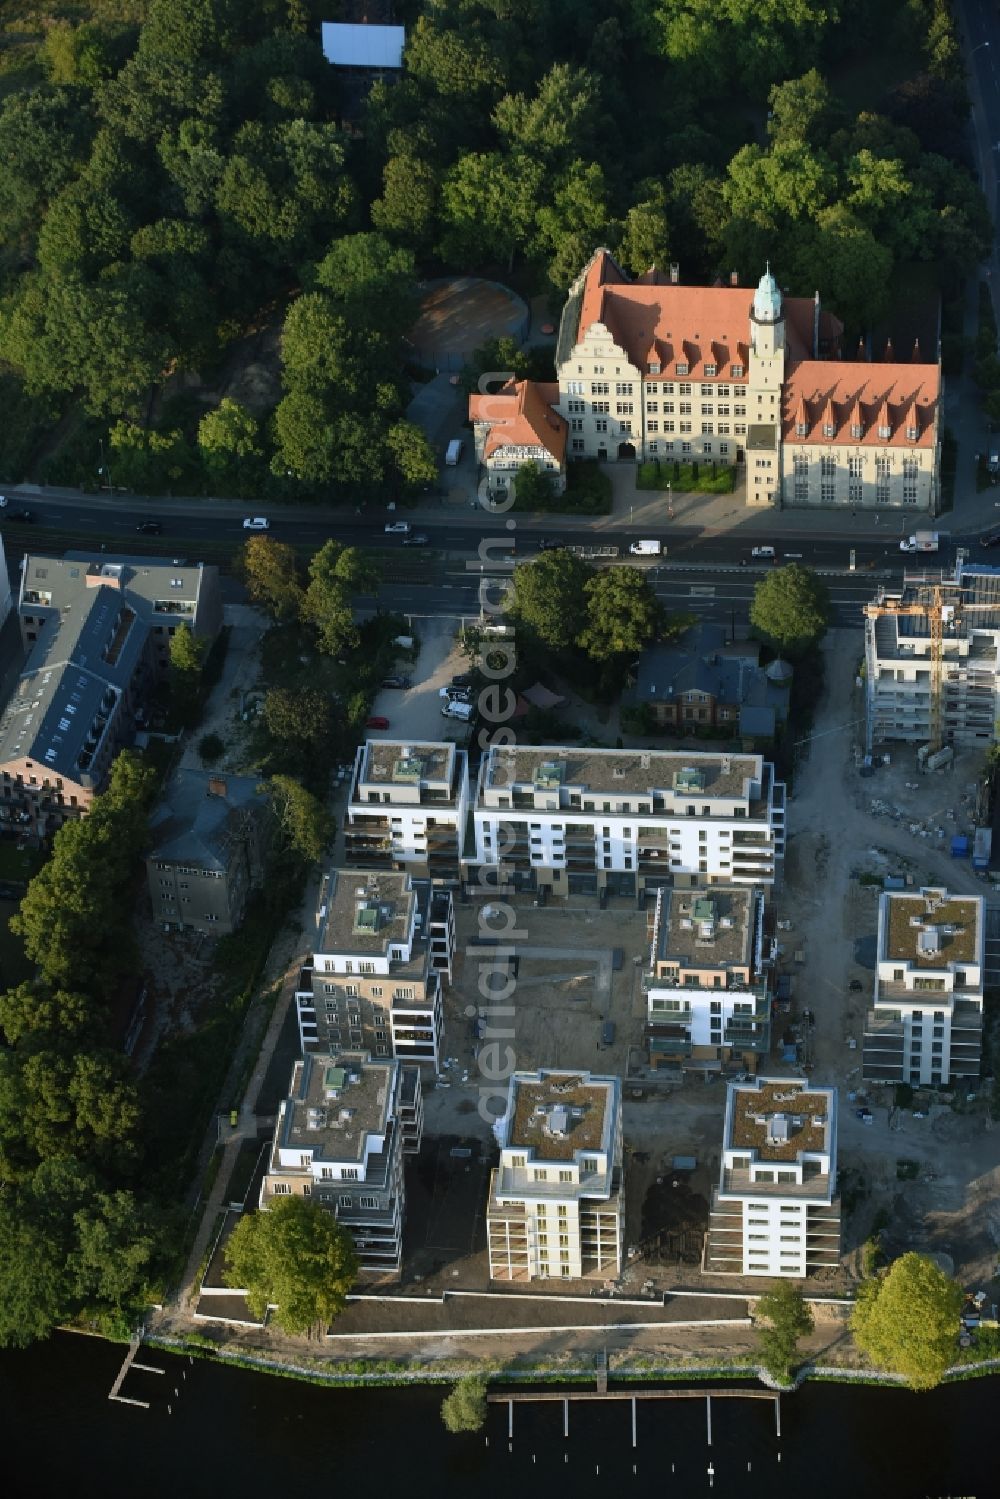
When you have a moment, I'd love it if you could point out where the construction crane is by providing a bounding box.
[865,575,1000,753]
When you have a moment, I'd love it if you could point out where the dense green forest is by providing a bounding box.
[0,0,989,501]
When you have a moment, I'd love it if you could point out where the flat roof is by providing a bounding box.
[359,740,455,789]
[730,1080,831,1160]
[885,890,979,967]
[485,746,761,799]
[508,1072,614,1161]
[658,887,754,967]
[280,1051,393,1164]
[316,871,415,956]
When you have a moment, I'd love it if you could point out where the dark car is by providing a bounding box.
[451,673,473,688]
[402,533,429,547]
[981,529,1000,548]
[537,537,559,550]
[380,675,411,689]
[365,715,390,730]
[7,509,34,523]
[136,520,163,535]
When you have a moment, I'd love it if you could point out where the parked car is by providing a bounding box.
[402,533,429,546]
[601,1019,616,1045]
[439,686,472,703]
[751,545,776,560]
[981,528,1000,548]
[136,520,163,535]
[380,675,411,689]
[536,537,559,550]
[365,715,390,730]
[451,673,473,688]
[243,516,269,530]
[384,521,411,535]
[848,979,863,992]
[8,509,34,523]
[441,700,473,721]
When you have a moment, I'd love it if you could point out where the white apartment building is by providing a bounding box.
[705,1077,841,1278]
[487,1069,624,1282]
[863,886,984,1088]
[470,249,939,511]
[467,745,785,896]
[865,561,1000,749]
[645,886,770,1072]
[343,739,469,881]
[260,1050,422,1280]
[295,870,453,1070]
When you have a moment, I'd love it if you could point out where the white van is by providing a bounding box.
[445,439,464,466]
[629,539,662,556]
[441,699,473,721]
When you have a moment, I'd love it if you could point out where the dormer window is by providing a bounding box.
[822,422,834,438]
[731,364,743,378]
[795,421,807,438]
[649,361,661,374]
[676,362,688,376]
[704,363,716,376]
[906,424,918,440]
[851,423,863,439]
[878,424,891,439]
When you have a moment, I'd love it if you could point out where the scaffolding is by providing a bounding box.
[864,561,1000,753]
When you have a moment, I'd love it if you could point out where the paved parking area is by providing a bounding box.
[365,616,472,745]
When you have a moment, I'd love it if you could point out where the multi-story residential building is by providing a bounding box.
[704,1077,841,1278]
[0,534,11,631]
[260,1050,421,1280]
[343,739,469,882]
[644,886,770,1071]
[295,870,454,1070]
[865,560,1000,749]
[469,378,568,497]
[862,886,984,1088]
[487,1068,624,1282]
[632,622,792,738]
[467,745,785,896]
[0,552,220,836]
[146,771,271,935]
[470,249,940,511]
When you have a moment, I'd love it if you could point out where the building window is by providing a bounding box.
[572,438,585,451]
[570,418,583,432]
[647,421,659,433]
[616,402,633,416]
[793,454,808,476]
[591,381,608,396]
[820,456,835,477]
[616,383,633,396]
[647,401,659,413]
[731,365,743,378]
[676,363,688,376]
[595,418,607,432]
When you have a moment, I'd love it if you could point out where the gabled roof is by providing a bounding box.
[571,249,842,379]
[469,379,567,463]
[782,362,940,447]
[148,770,268,870]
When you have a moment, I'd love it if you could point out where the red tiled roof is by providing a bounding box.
[782,362,940,448]
[468,379,567,463]
[575,250,843,379]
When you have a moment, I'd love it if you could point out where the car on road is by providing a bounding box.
[243,517,269,530]
[0,496,6,507]
[981,528,1000,548]
[402,533,429,546]
[601,1019,616,1045]
[380,675,411,689]
[365,715,390,730]
[136,520,163,535]
[751,545,776,560]
[384,521,411,535]
[536,537,559,550]
[7,509,34,523]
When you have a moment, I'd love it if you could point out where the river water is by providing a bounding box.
[1,1335,992,1498]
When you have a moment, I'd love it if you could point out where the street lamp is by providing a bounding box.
[97,438,114,498]
[667,480,674,521]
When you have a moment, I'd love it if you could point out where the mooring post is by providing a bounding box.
[563,1398,569,1438]
[706,1393,712,1446]
[631,1396,637,1449]
[774,1394,781,1439]
[508,1399,513,1441]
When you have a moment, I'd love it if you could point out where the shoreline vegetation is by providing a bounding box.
[64,1324,1000,1394]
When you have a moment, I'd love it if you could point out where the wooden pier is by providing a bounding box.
[490,1386,781,1448]
[108,1334,166,1409]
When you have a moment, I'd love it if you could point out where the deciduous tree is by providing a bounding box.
[755,1280,813,1384]
[510,551,593,652]
[441,1375,488,1432]
[852,1251,964,1390]
[578,566,662,661]
[224,1194,357,1333]
[239,535,304,621]
[749,563,831,655]
[266,775,333,866]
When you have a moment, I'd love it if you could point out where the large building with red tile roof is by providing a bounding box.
[471,249,941,512]
[469,378,568,495]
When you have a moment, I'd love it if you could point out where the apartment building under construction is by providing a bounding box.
[864,559,1000,750]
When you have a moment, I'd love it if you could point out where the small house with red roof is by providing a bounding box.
[469,379,568,496]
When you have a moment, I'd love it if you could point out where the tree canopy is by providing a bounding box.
[510,550,593,651]
[224,1195,358,1333]
[749,563,831,655]
[851,1251,964,1390]
[755,1280,814,1384]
